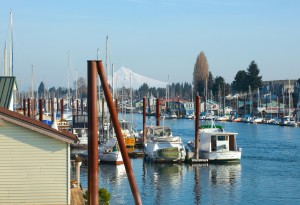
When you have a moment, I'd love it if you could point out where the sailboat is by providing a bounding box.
[97,36,124,164]
[119,73,137,147]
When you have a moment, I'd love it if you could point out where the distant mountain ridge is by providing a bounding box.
[109,66,168,89]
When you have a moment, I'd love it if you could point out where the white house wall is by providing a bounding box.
[0,121,69,204]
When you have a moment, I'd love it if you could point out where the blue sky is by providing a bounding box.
[0,0,299,90]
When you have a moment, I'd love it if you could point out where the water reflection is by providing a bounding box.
[204,163,242,204]
[209,164,241,186]
[142,162,185,205]
[99,164,127,186]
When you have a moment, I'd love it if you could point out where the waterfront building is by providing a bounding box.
[0,108,78,204]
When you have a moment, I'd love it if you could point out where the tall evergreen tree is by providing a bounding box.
[232,70,249,93]
[247,61,262,91]
[193,51,209,97]
[38,81,45,98]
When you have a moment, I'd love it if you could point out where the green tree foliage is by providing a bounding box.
[38,81,45,98]
[83,188,110,205]
[247,61,262,91]
[193,51,209,97]
[232,70,249,93]
[212,76,225,97]
[138,83,149,97]
[232,61,263,93]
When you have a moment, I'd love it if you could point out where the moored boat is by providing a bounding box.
[188,120,242,162]
[144,126,186,163]
[98,138,123,165]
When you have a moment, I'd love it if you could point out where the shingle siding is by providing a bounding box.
[0,121,69,204]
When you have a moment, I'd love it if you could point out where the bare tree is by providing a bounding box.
[193,51,209,98]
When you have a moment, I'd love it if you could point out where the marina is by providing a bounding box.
[76,113,300,205]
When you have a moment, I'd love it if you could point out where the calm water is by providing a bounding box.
[80,114,300,205]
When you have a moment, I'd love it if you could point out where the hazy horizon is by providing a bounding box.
[1,0,299,91]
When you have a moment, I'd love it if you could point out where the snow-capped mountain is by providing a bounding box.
[108,66,168,89]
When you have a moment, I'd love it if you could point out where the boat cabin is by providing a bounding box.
[200,130,238,152]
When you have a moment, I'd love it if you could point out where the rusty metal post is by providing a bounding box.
[33,99,36,117]
[48,99,50,114]
[87,61,99,205]
[51,99,54,122]
[195,96,200,159]
[115,99,118,112]
[81,99,84,115]
[39,99,43,121]
[102,97,105,129]
[72,97,75,115]
[56,98,59,113]
[60,98,63,119]
[27,98,31,118]
[143,97,146,144]
[23,99,26,116]
[156,98,160,126]
[96,60,142,205]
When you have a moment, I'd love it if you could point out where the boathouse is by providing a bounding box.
[0,107,78,204]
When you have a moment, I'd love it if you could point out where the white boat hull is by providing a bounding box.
[99,151,123,165]
[144,143,186,163]
[201,150,242,162]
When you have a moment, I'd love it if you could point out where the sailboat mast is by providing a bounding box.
[130,72,133,131]
[288,79,291,117]
[112,64,114,101]
[10,11,13,76]
[75,70,78,100]
[105,36,108,76]
[31,65,34,99]
[67,51,71,110]
[3,42,7,76]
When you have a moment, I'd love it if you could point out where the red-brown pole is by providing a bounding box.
[102,97,105,130]
[61,98,64,122]
[51,99,54,122]
[48,99,50,114]
[39,99,43,121]
[56,98,59,114]
[33,99,36,117]
[23,99,26,116]
[72,97,75,115]
[156,98,160,126]
[81,99,84,115]
[96,60,142,205]
[115,99,118,112]
[87,61,99,205]
[195,96,200,159]
[143,97,146,144]
[27,98,31,118]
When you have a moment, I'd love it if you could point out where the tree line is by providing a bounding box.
[31,51,299,109]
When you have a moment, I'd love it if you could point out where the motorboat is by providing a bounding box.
[185,111,195,119]
[119,119,137,147]
[98,138,123,165]
[144,126,186,163]
[251,117,264,124]
[188,120,242,162]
